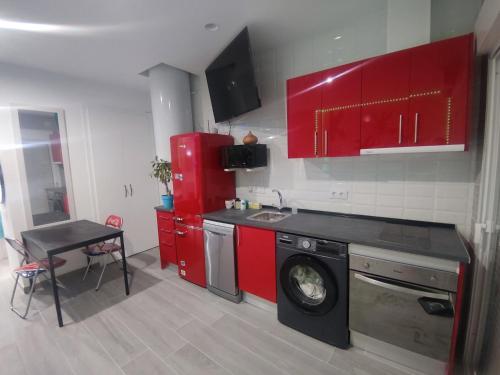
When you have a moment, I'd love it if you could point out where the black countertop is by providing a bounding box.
[203,208,470,263]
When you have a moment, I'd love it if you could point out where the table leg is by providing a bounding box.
[48,255,63,327]
[120,234,130,295]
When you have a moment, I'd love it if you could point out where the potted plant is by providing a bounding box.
[151,157,173,209]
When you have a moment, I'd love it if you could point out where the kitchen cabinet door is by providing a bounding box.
[157,210,176,268]
[321,63,362,157]
[175,224,206,287]
[409,34,473,147]
[361,50,411,150]
[407,95,449,146]
[122,112,160,255]
[236,225,276,302]
[87,107,159,257]
[287,71,324,158]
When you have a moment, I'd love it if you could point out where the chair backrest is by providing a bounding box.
[4,238,41,264]
[105,215,123,230]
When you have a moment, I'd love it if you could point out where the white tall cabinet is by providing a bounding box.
[86,106,159,256]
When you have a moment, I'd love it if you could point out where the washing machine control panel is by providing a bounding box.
[298,237,317,252]
[276,233,348,257]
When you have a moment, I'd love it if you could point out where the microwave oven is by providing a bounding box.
[222,144,267,169]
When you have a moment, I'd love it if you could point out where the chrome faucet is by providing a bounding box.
[272,189,285,211]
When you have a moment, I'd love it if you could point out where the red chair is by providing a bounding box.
[5,238,66,319]
[81,215,123,291]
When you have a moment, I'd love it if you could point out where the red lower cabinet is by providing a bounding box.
[236,225,276,303]
[175,223,206,287]
[156,210,176,269]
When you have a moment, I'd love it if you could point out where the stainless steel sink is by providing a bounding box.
[246,211,291,223]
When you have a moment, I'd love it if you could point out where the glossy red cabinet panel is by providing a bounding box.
[361,102,409,149]
[156,210,176,268]
[407,95,449,146]
[409,34,473,147]
[287,71,324,158]
[322,63,362,157]
[175,223,206,287]
[287,34,473,157]
[361,50,411,150]
[236,225,276,303]
[362,50,411,101]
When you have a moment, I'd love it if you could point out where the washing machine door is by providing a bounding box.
[280,254,338,315]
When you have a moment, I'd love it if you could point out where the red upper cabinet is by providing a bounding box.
[408,34,473,148]
[236,225,276,303]
[287,71,324,158]
[361,50,411,150]
[287,34,473,157]
[321,62,362,157]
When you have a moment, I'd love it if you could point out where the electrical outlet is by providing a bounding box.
[330,190,349,200]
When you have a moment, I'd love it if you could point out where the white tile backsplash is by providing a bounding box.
[191,6,478,239]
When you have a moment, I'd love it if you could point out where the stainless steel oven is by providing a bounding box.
[349,253,458,362]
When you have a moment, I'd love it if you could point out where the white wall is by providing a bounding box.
[191,4,480,239]
[0,62,151,273]
[387,0,430,52]
[432,0,483,42]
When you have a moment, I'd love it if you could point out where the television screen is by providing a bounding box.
[205,27,261,123]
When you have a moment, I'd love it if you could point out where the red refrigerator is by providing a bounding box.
[171,132,236,287]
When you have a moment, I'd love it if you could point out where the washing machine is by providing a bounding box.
[276,232,349,349]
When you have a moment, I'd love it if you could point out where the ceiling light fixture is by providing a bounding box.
[0,18,114,34]
[204,23,219,31]
[0,18,64,32]
[334,35,342,40]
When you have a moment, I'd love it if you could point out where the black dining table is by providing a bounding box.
[21,220,130,327]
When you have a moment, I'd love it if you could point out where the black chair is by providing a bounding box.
[5,238,66,319]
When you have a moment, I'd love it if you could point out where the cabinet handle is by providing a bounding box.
[414,112,419,144]
[129,184,133,196]
[174,216,184,223]
[398,114,403,144]
[324,130,328,155]
[175,230,186,236]
[124,185,128,198]
[314,131,318,156]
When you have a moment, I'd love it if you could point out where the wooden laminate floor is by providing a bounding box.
[0,249,422,375]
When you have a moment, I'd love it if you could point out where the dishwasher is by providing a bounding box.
[203,220,242,303]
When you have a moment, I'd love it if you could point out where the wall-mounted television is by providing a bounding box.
[205,27,261,123]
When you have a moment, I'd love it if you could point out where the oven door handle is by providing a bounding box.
[354,273,450,301]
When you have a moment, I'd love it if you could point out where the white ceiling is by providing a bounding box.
[0,0,387,91]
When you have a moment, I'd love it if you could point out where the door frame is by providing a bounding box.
[9,105,76,229]
[464,47,500,372]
